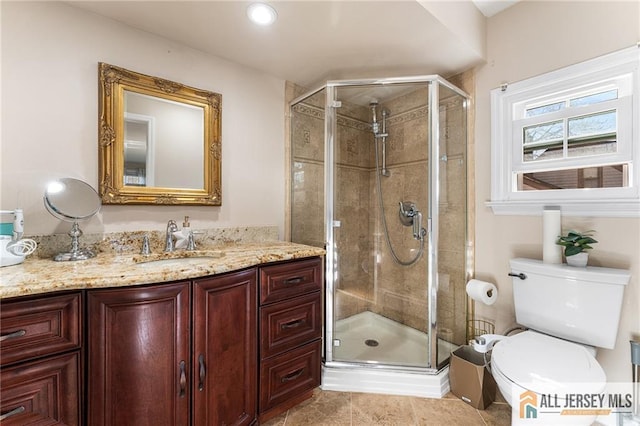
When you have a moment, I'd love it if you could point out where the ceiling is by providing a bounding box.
[67,1,518,88]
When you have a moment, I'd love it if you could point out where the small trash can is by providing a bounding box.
[449,345,496,409]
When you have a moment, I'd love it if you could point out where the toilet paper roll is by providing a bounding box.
[466,279,498,305]
[543,207,562,264]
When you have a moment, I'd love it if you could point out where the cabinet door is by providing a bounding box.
[87,282,191,426]
[193,268,257,426]
[0,351,80,425]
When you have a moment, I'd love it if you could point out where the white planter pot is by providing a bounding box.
[566,252,589,267]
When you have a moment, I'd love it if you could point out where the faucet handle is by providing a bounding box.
[141,235,151,255]
[186,230,196,251]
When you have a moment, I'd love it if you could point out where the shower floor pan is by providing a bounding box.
[324,311,458,398]
[332,311,458,367]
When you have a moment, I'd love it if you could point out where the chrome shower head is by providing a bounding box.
[370,101,379,134]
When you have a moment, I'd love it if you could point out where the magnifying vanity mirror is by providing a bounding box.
[98,63,222,205]
[44,178,101,261]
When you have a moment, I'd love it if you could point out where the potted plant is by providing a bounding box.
[556,230,598,267]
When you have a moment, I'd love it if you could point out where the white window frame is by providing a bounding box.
[488,46,640,217]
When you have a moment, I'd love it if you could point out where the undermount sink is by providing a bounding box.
[135,253,224,267]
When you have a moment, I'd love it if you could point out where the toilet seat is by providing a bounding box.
[491,331,606,396]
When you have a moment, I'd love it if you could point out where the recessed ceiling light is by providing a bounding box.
[247,3,277,26]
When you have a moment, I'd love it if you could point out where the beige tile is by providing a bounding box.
[410,396,485,426]
[261,412,287,426]
[351,392,417,425]
[285,389,352,426]
[478,402,512,426]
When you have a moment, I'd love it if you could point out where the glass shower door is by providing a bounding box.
[329,82,432,369]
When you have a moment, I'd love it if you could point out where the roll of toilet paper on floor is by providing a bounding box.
[543,207,562,264]
[466,279,498,305]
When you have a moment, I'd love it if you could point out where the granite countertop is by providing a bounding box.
[0,241,325,299]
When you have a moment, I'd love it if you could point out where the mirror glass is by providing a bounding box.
[44,178,101,261]
[124,91,204,189]
[99,63,221,205]
[44,178,101,221]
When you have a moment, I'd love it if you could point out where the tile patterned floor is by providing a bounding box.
[263,388,512,426]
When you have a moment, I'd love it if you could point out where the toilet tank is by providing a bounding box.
[509,258,630,350]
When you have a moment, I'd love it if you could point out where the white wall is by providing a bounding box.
[475,1,640,381]
[0,2,286,237]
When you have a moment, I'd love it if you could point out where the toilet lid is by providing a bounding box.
[491,331,606,396]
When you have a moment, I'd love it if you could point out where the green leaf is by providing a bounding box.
[565,245,583,256]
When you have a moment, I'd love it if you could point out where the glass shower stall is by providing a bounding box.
[290,76,469,395]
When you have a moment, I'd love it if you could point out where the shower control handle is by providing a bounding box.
[398,202,426,241]
[413,211,423,240]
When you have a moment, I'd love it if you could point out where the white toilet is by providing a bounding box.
[490,258,631,424]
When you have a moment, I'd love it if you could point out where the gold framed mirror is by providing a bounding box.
[98,63,221,205]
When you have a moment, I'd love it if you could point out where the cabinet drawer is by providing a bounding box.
[259,340,321,412]
[0,351,81,425]
[260,257,322,304]
[0,293,81,366]
[260,292,321,358]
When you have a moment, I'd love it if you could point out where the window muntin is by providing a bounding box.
[526,101,564,117]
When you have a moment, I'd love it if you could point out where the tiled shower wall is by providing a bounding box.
[290,79,470,347]
[291,90,326,249]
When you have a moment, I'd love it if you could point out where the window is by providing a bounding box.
[489,46,639,216]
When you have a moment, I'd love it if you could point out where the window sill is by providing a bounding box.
[486,200,640,217]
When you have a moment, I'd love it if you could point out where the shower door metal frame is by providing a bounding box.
[292,76,469,374]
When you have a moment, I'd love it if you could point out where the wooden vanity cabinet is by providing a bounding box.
[193,269,257,426]
[258,257,323,423]
[0,292,82,425]
[87,281,191,425]
[87,268,257,426]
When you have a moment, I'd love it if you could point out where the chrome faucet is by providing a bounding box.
[165,220,178,252]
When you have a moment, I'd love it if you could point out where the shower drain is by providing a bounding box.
[364,339,379,347]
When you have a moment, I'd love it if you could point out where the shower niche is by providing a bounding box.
[289,76,470,396]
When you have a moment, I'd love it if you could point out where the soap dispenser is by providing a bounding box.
[182,216,191,236]
[173,216,191,249]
